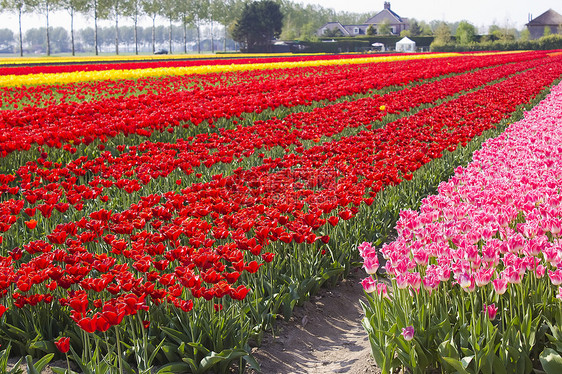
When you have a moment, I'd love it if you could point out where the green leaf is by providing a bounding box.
[200,349,247,371]
[148,338,167,366]
[25,356,40,374]
[156,363,192,374]
[540,348,562,374]
[69,346,92,374]
[441,356,472,374]
[492,354,507,374]
[243,354,261,372]
[33,353,54,373]
[187,342,211,357]
[28,341,56,355]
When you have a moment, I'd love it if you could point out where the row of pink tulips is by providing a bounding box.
[360,78,562,373]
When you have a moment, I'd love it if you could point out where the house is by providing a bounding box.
[317,2,409,37]
[526,9,562,39]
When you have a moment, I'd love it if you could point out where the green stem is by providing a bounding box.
[116,326,124,374]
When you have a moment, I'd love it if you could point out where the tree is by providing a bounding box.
[87,0,111,55]
[231,0,283,52]
[78,26,94,49]
[190,0,210,54]
[0,28,14,46]
[323,27,343,37]
[25,27,44,51]
[34,0,60,55]
[0,0,37,56]
[520,28,530,41]
[408,19,421,36]
[378,19,391,35]
[122,0,141,54]
[366,24,375,36]
[544,26,551,37]
[211,0,240,52]
[433,22,452,44]
[160,0,179,54]
[50,26,69,52]
[141,0,160,53]
[176,0,194,53]
[455,20,476,44]
[59,0,89,55]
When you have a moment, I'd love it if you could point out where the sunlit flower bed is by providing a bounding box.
[0,53,394,76]
[0,52,325,66]
[360,79,562,373]
[0,51,551,157]
[0,51,561,372]
[0,52,468,87]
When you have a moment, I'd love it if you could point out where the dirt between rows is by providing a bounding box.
[247,268,380,374]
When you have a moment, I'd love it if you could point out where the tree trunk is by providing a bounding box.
[210,18,214,53]
[224,22,227,51]
[168,18,172,54]
[94,0,99,55]
[18,8,23,56]
[46,2,50,56]
[196,20,201,53]
[115,11,119,55]
[151,16,156,53]
[134,15,138,55]
[183,21,187,53]
[71,7,75,56]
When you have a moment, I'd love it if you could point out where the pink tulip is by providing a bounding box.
[402,326,415,341]
[363,256,379,275]
[492,277,508,295]
[549,270,562,286]
[486,303,498,321]
[361,277,377,293]
[395,273,409,289]
[535,264,546,278]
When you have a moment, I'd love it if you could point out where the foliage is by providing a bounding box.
[231,0,283,52]
[378,19,391,36]
[433,22,452,44]
[455,20,476,44]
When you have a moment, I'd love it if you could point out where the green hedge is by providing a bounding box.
[430,34,562,52]
[298,36,434,53]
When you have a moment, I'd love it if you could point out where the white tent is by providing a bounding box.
[371,42,385,52]
[396,37,416,52]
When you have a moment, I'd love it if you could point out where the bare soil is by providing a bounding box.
[247,268,380,374]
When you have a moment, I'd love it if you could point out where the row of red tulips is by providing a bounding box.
[0,52,551,156]
[0,51,552,242]
[0,52,554,251]
[1,56,560,340]
[2,52,548,112]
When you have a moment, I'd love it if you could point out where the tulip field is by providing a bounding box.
[0,50,562,373]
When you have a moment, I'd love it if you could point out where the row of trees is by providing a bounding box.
[0,0,377,56]
[0,0,250,56]
[0,24,227,54]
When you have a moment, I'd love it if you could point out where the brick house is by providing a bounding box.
[317,2,409,37]
[526,9,562,39]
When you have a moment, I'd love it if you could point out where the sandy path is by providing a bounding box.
[247,269,380,374]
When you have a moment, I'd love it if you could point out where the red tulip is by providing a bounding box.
[55,337,70,353]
